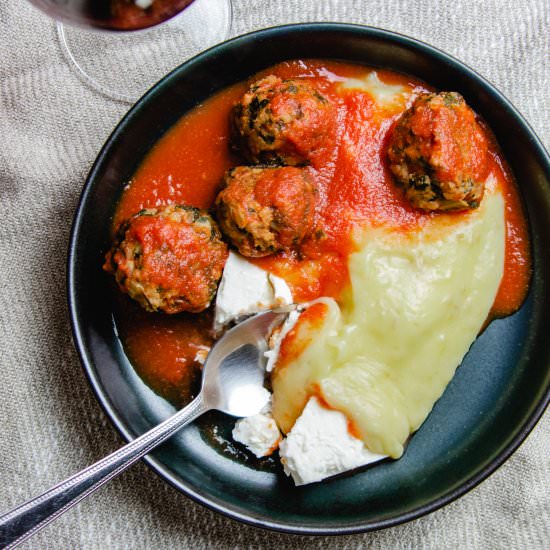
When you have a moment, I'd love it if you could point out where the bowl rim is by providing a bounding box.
[67,22,550,535]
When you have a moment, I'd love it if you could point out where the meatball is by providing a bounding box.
[104,205,228,314]
[215,166,317,257]
[387,92,489,211]
[231,75,336,166]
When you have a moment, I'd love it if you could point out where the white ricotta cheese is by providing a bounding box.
[278,397,386,486]
[232,413,282,458]
[214,252,292,331]
[264,308,300,372]
[339,71,408,110]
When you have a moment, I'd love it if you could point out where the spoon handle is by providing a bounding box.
[0,395,207,549]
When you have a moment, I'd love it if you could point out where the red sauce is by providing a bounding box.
[113,293,212,405]
[113,84,245,230]
[110,59,531,404]
[487,150,532,318]
[277,302,328,368]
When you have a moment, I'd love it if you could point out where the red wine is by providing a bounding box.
[28,0,195,31]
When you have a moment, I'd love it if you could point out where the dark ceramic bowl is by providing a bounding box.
[68,24,550,534]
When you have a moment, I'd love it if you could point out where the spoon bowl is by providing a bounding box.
[202,310,288,417]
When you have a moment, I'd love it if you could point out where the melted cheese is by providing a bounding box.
[339,71,408,111]
[272,191,505,458]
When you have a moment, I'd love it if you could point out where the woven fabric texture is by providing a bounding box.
[0,0,548,548]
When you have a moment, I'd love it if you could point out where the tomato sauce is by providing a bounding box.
[276,302,328,368]
[113,292,212,405]
[111,59,531,405]
[487,150,532,318]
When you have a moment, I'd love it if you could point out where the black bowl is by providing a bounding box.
[68,23,550,534]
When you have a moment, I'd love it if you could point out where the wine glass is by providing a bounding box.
[27,0,232,103]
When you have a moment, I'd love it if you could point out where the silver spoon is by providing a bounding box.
[0,309,289,549]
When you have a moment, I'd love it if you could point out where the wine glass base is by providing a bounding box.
[57,0,232,104]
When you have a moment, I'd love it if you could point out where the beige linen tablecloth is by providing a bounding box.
[1,0,548,547]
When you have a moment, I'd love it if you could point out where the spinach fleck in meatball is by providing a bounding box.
[387,92,489,212]
[215,166,317,257]
[231,75,336,166]
[104,205,228,314]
